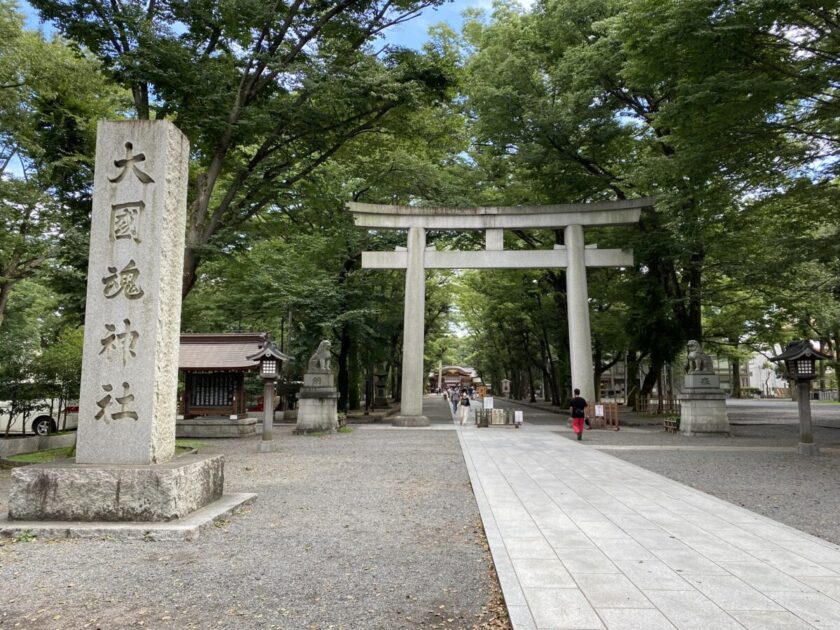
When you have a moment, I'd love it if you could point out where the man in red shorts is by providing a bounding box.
[569,388,588,441]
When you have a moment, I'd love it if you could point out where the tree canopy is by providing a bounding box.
[3,0,838,410]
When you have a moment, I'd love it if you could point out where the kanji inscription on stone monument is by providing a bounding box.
[76,121,189,465]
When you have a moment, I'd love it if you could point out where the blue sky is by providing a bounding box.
[381,0,534,49]
[21,1,535,49]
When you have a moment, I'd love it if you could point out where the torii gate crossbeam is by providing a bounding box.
[348,198,653,426]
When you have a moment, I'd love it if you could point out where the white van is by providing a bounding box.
[0,400,78,435]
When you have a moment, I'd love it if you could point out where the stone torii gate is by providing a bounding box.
[348,198,653,426]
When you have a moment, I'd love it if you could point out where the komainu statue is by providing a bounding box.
[307,340,332,372]
[686,339,714,374]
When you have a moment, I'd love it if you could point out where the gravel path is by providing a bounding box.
[495,398,840,547]
[0,415,508,629]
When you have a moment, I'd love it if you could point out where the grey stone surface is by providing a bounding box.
[176,416,257,438]
[399,225,426,419]
[391,414,430,427]
[458,396,840,630]
[77,121,189,466]
[0,432,76,457]
[294,396,339,434]
[295,341,340,434]
[0,493,255,542]
[8,455,223,522]
[362,247,634,270]
[679,396,730,434]
[0,400,504,629]
[348,197,652,229]
[566,223,595,402]
[683,373,721,389]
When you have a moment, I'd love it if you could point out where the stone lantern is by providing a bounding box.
[247,341,291,452]
[770,340,831,455]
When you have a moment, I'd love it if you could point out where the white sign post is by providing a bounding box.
[484,396,494,410]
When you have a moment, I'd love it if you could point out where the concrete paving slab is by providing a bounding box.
[765,591,840,629]
[681,574,784,611]
[513,556,577,588]
[643,590,743,629]
[596,608,677,630]
[729,610,815,629]
[574,573,653,609]
[525,588,604,629]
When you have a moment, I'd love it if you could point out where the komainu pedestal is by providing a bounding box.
[295,341,339,434]
[679,340,730,435]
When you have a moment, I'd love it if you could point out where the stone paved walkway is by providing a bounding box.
[445,398,840,629]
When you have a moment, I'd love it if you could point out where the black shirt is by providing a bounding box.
[570,396,587,418]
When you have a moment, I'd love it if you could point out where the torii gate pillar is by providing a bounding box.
[392,226,429,426]
[565,224,595,403]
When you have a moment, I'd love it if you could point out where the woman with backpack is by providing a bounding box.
[458,390,471,426]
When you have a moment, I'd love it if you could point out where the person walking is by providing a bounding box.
[459,391,471,426]
[450,387,459,416]
[569,388,588,441]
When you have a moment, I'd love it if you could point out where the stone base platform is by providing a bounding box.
[177,415,257,438]
[679,391,730,435]
[295,389,339,434]
[391,415,430,427]
[8,455,224,522]
[0,493,256,542]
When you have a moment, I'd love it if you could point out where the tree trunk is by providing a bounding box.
[527,365,536,403]
[731,355,742,398]
[182,246,200,299]
[627,351,640,410]
[349,341,361,410]
[0,281,11,333]
[656,369,664,414]
[641,357,662,396]
[337,327,351,412]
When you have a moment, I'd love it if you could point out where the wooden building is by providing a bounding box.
[179,333,267,419]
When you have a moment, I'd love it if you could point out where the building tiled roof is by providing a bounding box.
[179,333,267,371]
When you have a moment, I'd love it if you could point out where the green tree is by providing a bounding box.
[0,0,128,331]
[31,0,456,296]
[461,0,839,403]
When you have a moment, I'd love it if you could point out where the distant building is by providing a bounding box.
[428,366,482,391]
[746,353,787,397]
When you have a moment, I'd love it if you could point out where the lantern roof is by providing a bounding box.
[769,340,831,363]
[247,340,293,364]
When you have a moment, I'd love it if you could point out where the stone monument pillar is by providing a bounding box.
[75,121,188,465]
[678,340,730,435]
[6,121,252,527]
[295,340,339,434]
[393,226,429,426]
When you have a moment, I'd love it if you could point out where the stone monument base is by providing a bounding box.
[679,374,729,435]
[176,415,257,438]
[294,391,339,434]
[0,493,255,542]
[8,454,225,522]
[391,415,430,427]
